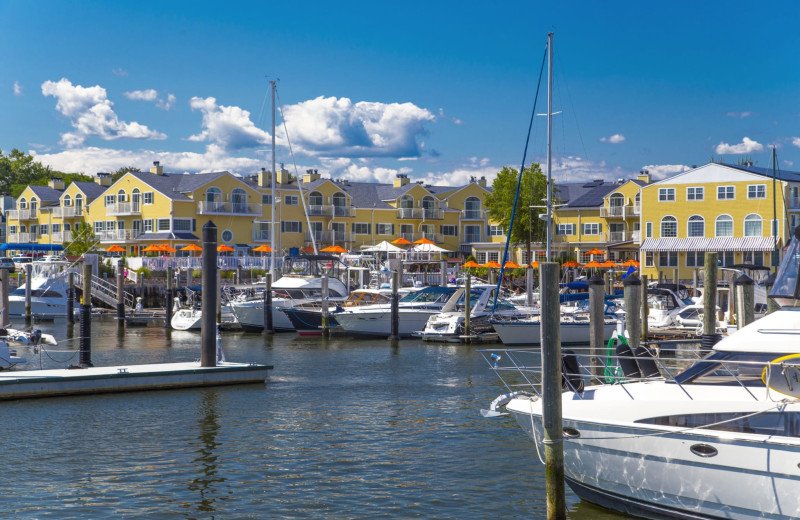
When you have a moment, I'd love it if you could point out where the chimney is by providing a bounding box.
[303,168,321,184]
[96,172,112,186]
[258,167,270,188]
[49,177,65,190]
[478,176,487,188]
[150,161,164,175]
[393,173,410,188]
[276,164,290,185]
[637,170,652,184]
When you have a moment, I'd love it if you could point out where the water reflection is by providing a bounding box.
[187,391,226,515]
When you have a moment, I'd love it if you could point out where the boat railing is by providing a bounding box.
[479,345,772,403]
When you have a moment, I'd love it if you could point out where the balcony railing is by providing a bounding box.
[307,205,332,217]
[608,231,632,242]
[600,205,630,218]
[8,233,32,243]
[107,201,142,216]
[52,231,73,243]
[6,209,37,221]
[97,229,139,242]
[332,205,355,217]
[461,209,484,220]
[197,201,261,215]
[632,204,641,216]
[463,234,482,244]
[789,198,800,210]
[304,231,354,243]
[52,206,83,218]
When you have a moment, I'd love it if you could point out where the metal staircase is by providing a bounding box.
[73,271,136,309]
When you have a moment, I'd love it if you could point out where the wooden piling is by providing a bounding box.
[640,275,649,343]
[624,275,642,352]
[116,260,125,321]
[734,274,754,329]
[464,274,471,342]
[216,269,222,323]
[588,274,605,378]
[321,276,329,336]
[263,272,274,334]
[540,262,565,520]
[389,270,399,340]
[165,266,173,329]
[67,271,75,324]
[702,252,720,351]
[526,266,534,307]
[79,262,93,367]
[24,263,32,323]
[201,221,218,367]
[764,272,778,315]
[440,259,447,287]
[0,269,8,327]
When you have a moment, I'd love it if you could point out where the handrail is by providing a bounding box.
[73,271,136,309]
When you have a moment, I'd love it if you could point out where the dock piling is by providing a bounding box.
[464,273,471,342]
[640,274,649,343]
[0,269,8,327]
[321,276,329,336]
[734,274,754,329]
[24,263,32,324]
[67,271,75,324]
[263,272,274,334]
[540,262,565,520]
[702,252,720,351]
[116,260,125,322]
[624,275,642,353]
[201,221,218,367]
[588,274,604,378]
[764,272,778,314]
[526,266,534,307]
[389,270,399,340]
[440,259,447,287]
[79,262,93,367]
[165,266,173,329]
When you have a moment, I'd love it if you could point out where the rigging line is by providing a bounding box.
[492,40,548,315]
[275,88,317,255]
[554,49,590,166]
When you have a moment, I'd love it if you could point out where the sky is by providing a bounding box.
[2,1,800,187]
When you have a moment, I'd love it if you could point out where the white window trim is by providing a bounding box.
[717,185,735,200]
[658,188,676,202]
[747,184,767,199]
[352,222,370,235]
[686,186,704,201]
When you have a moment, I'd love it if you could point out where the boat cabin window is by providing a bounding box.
[400,287,454,304]
[636,411,800,437]
[673,351,779,385]
[10,288,64,298]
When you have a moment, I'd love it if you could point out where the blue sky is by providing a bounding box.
[2,1,799,186]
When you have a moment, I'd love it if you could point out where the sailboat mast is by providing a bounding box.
[772,146,779,271]
[546,32,553,262]
[270,80,277,279]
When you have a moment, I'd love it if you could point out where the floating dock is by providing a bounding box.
[0,361,272,400]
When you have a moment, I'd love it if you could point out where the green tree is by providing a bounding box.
[484,163,555,263]
[65,222,97,257]
[111,166,141,183]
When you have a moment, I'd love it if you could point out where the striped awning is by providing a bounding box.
[640,237,779,252]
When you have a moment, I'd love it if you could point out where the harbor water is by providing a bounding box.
[4,317,627,519]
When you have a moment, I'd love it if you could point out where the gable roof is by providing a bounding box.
[27,185,63,204]
[70,181,106,199]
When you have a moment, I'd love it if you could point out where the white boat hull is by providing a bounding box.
[170,309,203,331]
[334,308,438,338]
[491,318,618,345]
[509,394,800,520]
[228,299,296,332]
[8,299,69,318]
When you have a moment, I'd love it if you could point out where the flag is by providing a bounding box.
[622,266,636,279]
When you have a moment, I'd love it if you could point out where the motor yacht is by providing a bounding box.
[8,260,74,318]
[482,229,800,519]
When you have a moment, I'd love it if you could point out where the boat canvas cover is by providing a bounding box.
[640,237,777,252]
[0,243,64,251]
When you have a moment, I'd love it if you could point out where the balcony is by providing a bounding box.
[8,233,33,243]
[107,201,142,216]
[97,229,139,242]
[608,231,631,242]
[6,209,38,221]
[632,204,641,216]
[52,231,73,243]
[422,209,444,220]
[600,205,630,218]
[332,205,355,217]
[307,205,333,217]
[789,198,800,211]
[461,209,485,220]
[304,230,353,243]
[197,201,261,216]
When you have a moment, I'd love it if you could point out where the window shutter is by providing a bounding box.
[298,222,302,233]
[351,223,356,233]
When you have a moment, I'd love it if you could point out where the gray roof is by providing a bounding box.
[70,181,106,199]
[126,171,233,201]
[723,163,800,182]
[28,185,63,203]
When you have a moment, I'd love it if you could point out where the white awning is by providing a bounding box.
[640,237,779,252]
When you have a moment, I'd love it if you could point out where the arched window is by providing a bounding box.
[131,188,140,209]
[687,215,705,237]
[332,192,347,216]
[206,187,222,203]
[465,196,481,219]
[75,194,83,212]
[308,191,323,206]
[422,195,436,218]
[744,214,762,237]
[63,195,72,207]
[399,195,414,209]
[117,189,126,203]
[716,215,734,237]
[609,193,624,216]
[18,198,26,209]
[231,188,247,212]
[29,198,38,216]
[660,216,677,238]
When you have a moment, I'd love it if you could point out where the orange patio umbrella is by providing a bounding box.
[561,260,582,268]
[391,238,411,245]
[462,260,480,268]
[159,244,177,253]
[414,237,436,245]
[583,260,605,269]
[105,245,125,253]
[252,244,273,253]
[181,244,203,252]
[503,261,521,269]
[530,261,539,268]
[586,248,605,256]
[621,259,640,267]
[320,245,347,253]
[601,260,618,268]
[141,244,162,253]
[217,244,235,252]
[481,261,501,268]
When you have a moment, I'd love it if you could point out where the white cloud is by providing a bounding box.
[726,111,753,118]
[124,89,176,110]
[188,96,270,152]
[41,78,166,147]
[640,164,691,180]
[792,137,800,149]
[715,137,764,154]
[111,68,128,77]
[30,146,263,176]
[280,96,435,158]
[13,81,22,96]
[600,134,626,144]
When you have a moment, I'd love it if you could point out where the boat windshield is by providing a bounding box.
[399,287,455,304]
[11,288,64,298]
[673,351,779,385]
